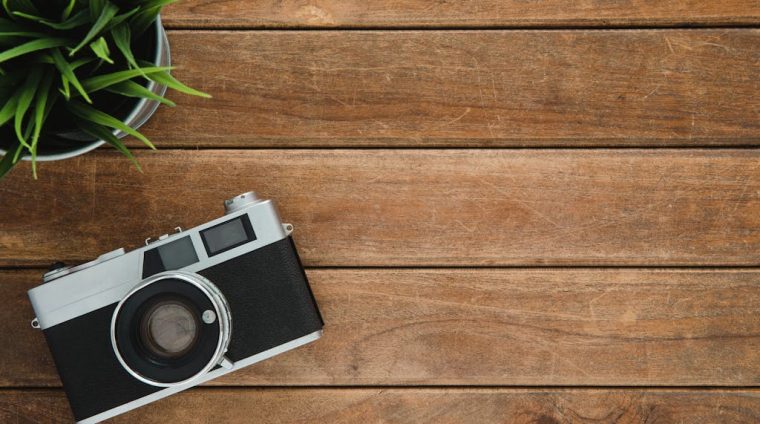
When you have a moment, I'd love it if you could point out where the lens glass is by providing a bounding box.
[139,299,199,359]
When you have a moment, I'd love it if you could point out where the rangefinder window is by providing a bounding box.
[201,215,256,256]
[142,236,199,278]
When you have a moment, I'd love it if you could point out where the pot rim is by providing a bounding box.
[0,15,170,162]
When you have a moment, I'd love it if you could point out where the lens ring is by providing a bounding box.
[110,271,232,388]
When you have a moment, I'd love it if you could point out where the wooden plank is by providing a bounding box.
[135,30,760,147]
[2,388,760,423]
[4,268,760,387]
[161,1,760,28]
[2,150,760,266]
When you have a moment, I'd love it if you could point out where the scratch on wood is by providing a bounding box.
[454,220,476,233]
[700,42,732,53]
[490,73,498,102]
[483,180,563,229]
[588,288,614,318]
[445,108,472,125]
[642,84,662,100]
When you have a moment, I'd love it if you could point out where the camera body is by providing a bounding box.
[28,192,323,423]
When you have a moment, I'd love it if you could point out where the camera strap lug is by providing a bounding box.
[282,223,294,236]
[31,317,40,329]
[219,356,234,370]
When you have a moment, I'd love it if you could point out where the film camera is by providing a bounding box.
[28,192,323,423]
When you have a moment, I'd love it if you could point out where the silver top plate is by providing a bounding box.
[28,195,289,330]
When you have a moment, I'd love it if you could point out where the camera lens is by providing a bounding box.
[112,273,231,387]
[138,298,199,359]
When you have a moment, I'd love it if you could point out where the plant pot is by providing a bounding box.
[0,16,170,162]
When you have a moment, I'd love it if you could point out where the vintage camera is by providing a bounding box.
[28,192,323,423]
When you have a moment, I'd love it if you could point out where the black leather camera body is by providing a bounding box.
[28,192,323,423]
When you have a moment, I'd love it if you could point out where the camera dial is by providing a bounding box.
[43,248,125,282]
[224,192,261,214]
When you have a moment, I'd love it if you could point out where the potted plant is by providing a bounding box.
[0,0,209,179]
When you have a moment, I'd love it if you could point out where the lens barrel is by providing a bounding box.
[111,271,231,387]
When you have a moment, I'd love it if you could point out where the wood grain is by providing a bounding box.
[4,268,760,387]
[135,30,760,147]
[160,1,760,28]
[2,388,760,423]
[2,150,760,266]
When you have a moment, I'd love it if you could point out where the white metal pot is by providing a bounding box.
[0,16,170,161]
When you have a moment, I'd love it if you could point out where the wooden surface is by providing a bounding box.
[137,30,760,147]
[3,389,760,423]
[160,1,760,28]
[3,150,760,267]
[1,2,759,423]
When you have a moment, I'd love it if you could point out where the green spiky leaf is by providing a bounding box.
[139,62,211,98]
[81,65,172,92]
[0,29,47,38]
[69,1,119,56]
[105,80,175,107]
[67,100,155,149]
[129,1,175,37]
[41,9,90,30]
[2,0,38,18]
[60,74,70,99]
[0,94,17,126]
[13,68,42,148]
[0,37,68,63]
[50,48,92,103]
[103,7,140,32]
[110,23,140,71]
[90,0,106,20]
[12,9,90,30]
[30,70,55,178]
[75,118,142,172]
[143,0,180,8]
[89,36,113,64]
[61,0,76,20]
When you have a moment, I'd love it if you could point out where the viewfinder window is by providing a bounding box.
[142,236,199,278]
[201,215,256,256]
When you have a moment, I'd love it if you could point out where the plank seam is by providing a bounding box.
[7,265,760,271]
[2,385,760,391]
[162,24,760,31]
[121,145,760,151]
